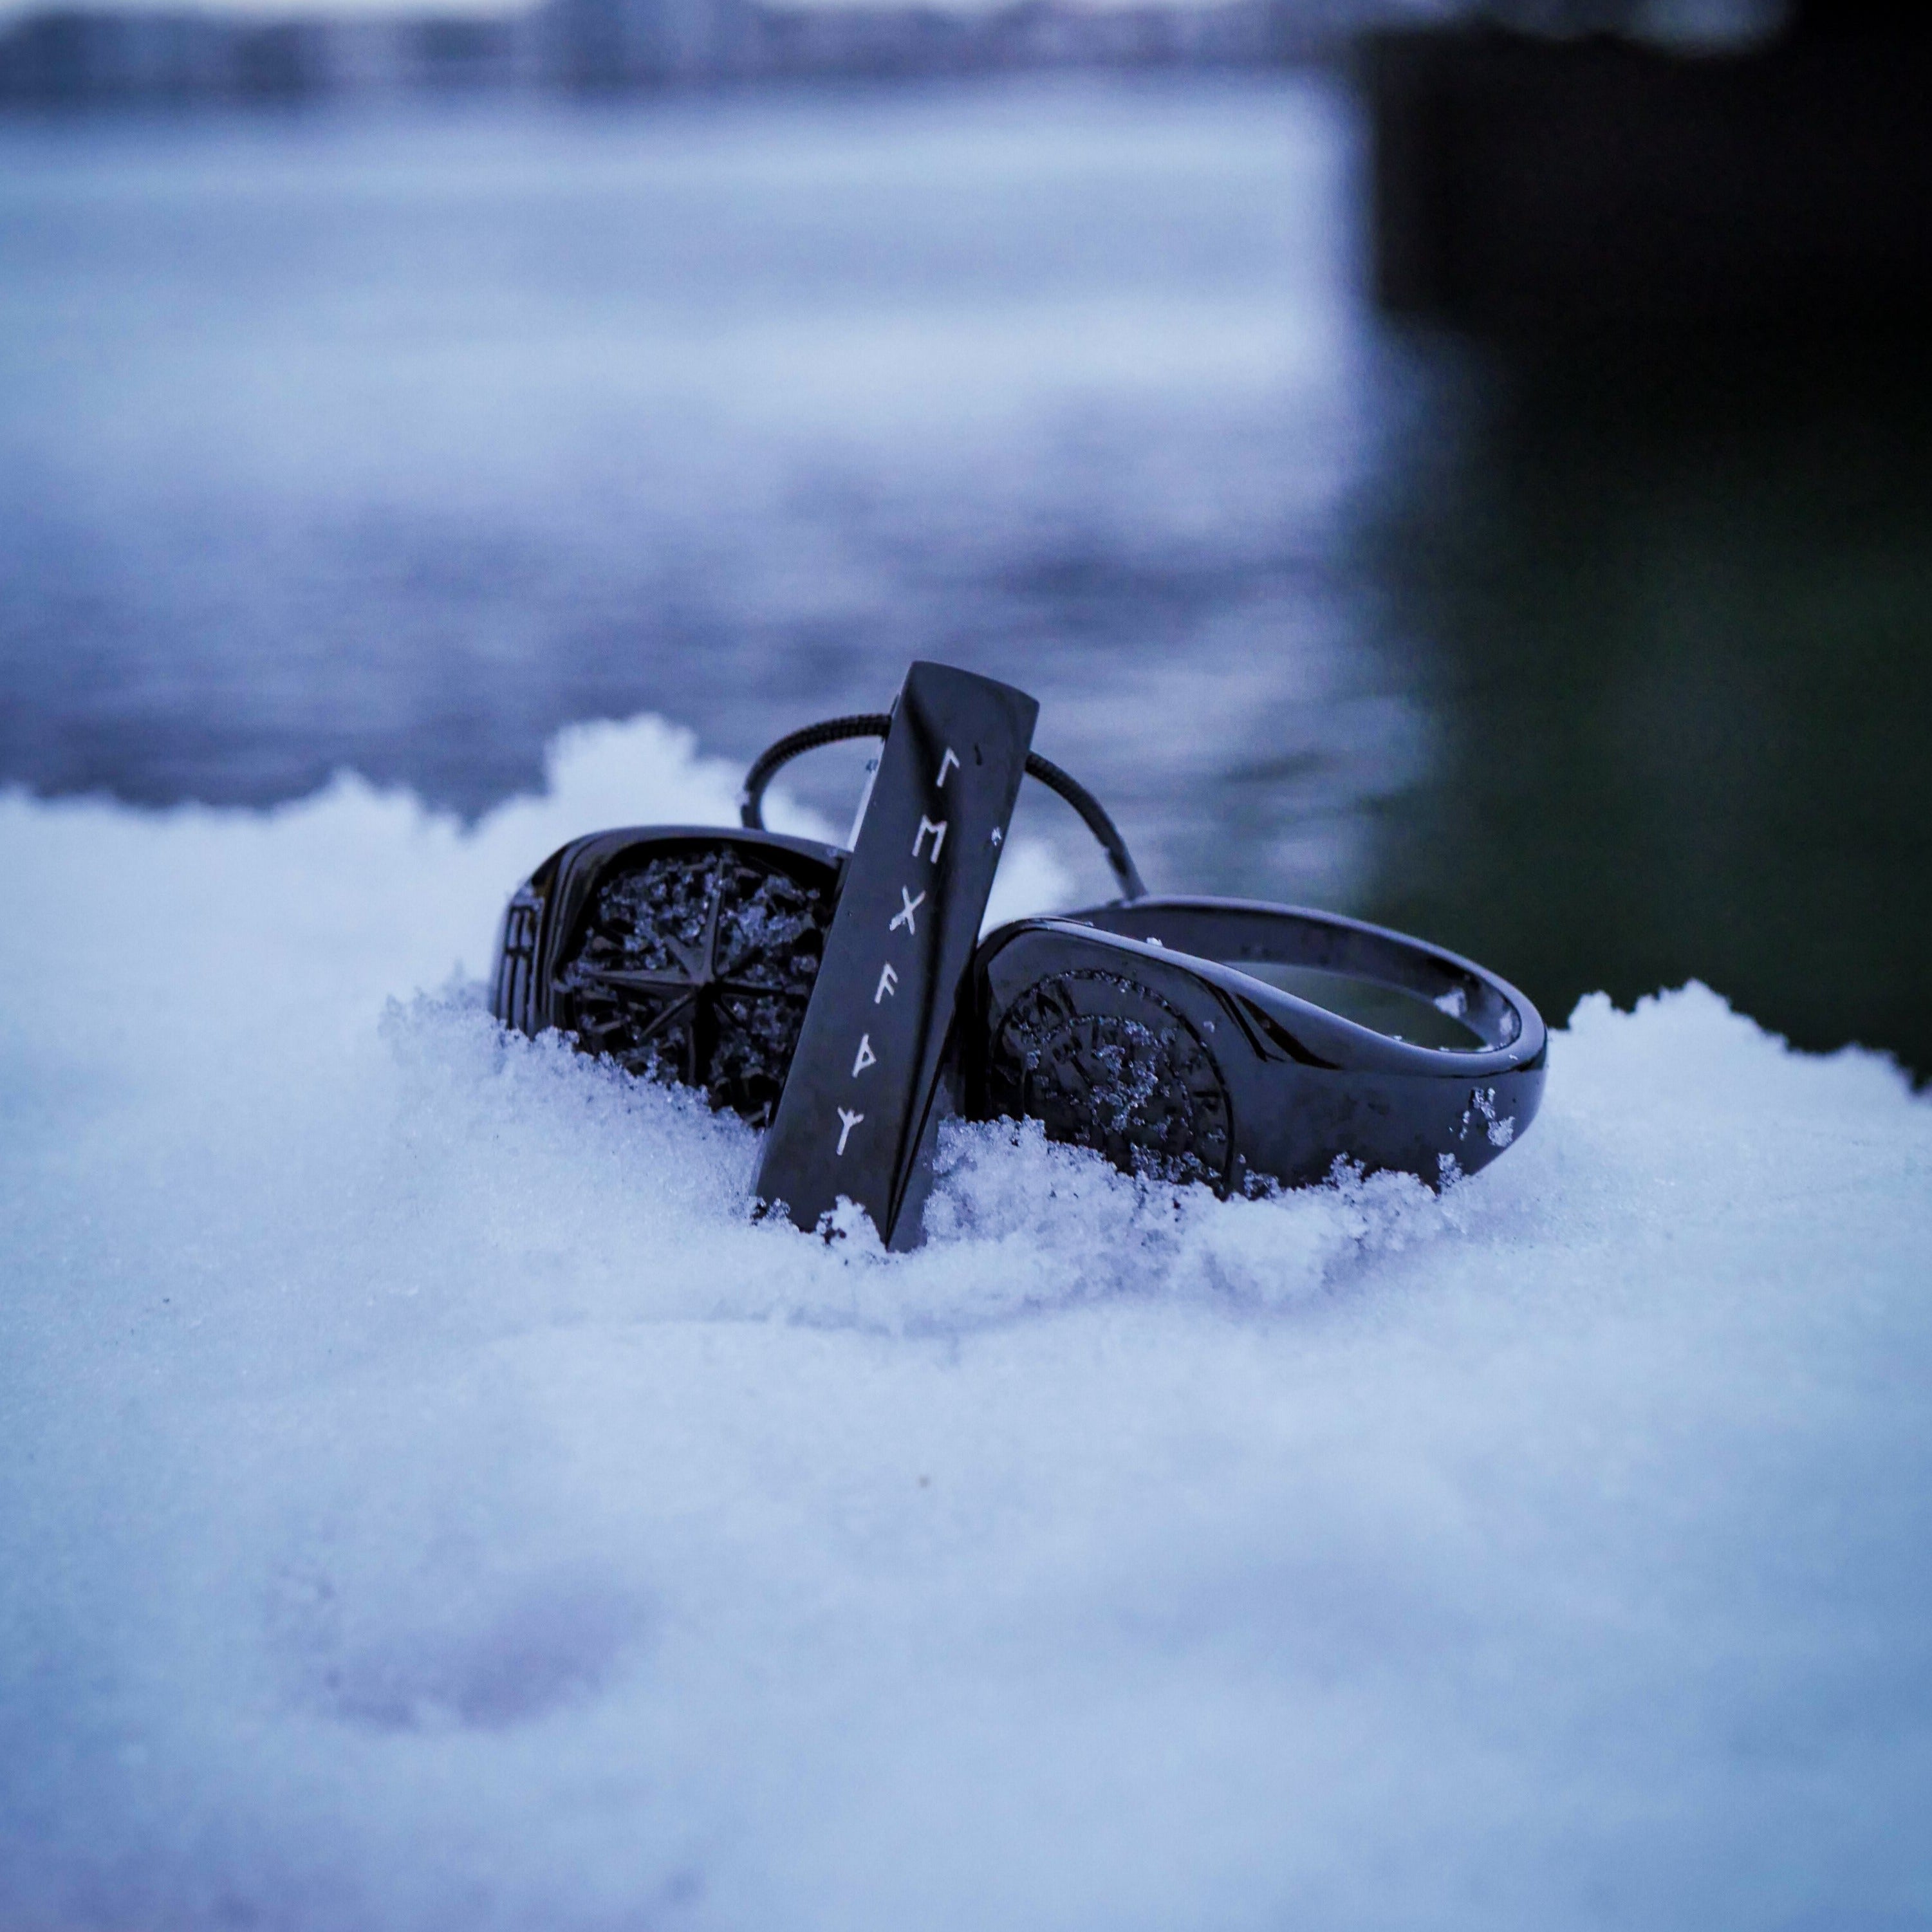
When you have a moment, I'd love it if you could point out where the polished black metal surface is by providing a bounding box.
[490,673,1547,1233]
[754,662,1037,1247]
[972,896,1547,1194]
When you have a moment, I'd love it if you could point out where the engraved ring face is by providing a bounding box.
[986,970,1234,1190]
[554,847,833,1127]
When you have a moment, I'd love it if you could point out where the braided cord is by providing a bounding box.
[739,712,1146,902]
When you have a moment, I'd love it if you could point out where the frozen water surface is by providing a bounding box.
[2,716,1929,1929]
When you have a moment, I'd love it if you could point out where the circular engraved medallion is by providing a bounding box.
[987,970,1234,1191]
[555,848,830,1126]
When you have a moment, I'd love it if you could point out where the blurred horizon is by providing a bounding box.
[2,60,1927,1076]
[0,0,1324,15]
[0,0,1442,19]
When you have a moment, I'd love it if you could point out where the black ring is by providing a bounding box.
[739,712,1148,902]
[972,896,1547,1194]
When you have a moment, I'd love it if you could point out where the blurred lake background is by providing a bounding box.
[3,17,1929,1076]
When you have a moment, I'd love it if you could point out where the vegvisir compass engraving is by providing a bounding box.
[988,971,1234,1189]
[556,850,830,1126]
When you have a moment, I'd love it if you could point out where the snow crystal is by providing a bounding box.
[1,716,1929,1931]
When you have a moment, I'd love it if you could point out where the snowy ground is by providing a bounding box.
[2,716,1928,1930]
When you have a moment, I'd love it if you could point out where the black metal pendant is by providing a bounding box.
[752,662,1037,1247]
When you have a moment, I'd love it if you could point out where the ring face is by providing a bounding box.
[548,842,835,1128]
[985,969,1236,1191]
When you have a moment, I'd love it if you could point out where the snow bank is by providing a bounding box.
[1,718,1928,1931]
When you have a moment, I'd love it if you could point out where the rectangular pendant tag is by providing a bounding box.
[754,662,1037,1249]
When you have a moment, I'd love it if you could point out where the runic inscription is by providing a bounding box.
[752,662,1037,1247]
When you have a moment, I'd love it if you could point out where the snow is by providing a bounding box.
[1,715,1929,1930]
